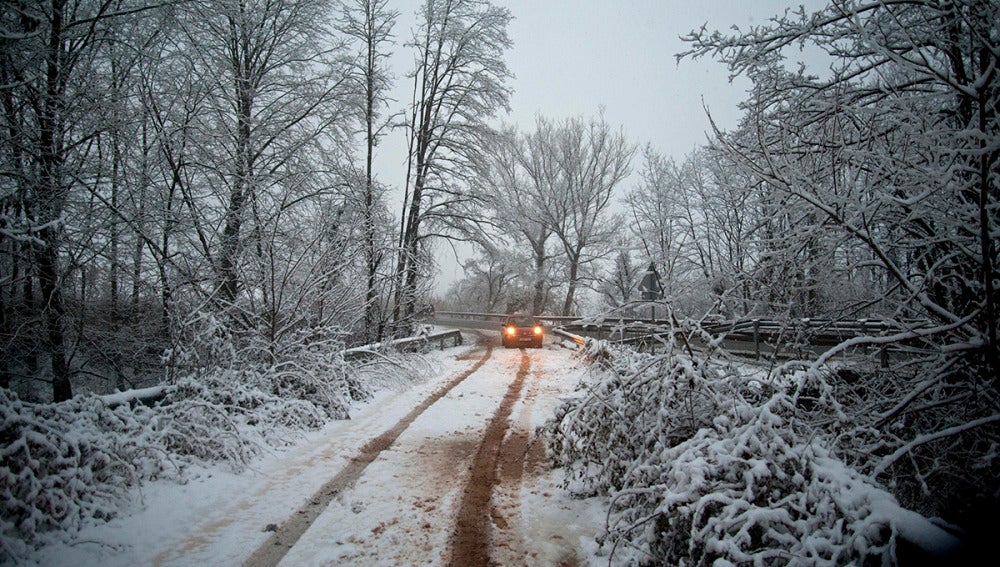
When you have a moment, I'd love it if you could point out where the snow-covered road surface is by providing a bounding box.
[31,331,605,566]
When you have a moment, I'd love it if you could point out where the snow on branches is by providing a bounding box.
[544,342,962,565]
[0,314,373,562]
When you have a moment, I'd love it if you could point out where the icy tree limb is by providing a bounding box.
[873,413,1000,477]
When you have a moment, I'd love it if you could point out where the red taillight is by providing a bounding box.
[506,327,516,336]
[533,326,542,335]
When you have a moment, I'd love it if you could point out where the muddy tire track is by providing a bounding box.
[447,349,532,566]
[488,349,583,567]
[242,337,494,567]
[490,353,545,566]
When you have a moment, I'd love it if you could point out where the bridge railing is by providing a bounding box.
[99,329,465,408]
[433,311,580,325]
[433,311,927,361]
[343,329,463,361]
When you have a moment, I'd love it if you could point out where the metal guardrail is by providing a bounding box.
[435,311,916,335]
[433,311,580,326]
[343,329,464,360]
[434,311,926,361]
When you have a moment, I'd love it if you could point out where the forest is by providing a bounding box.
[1,0,519,403]
[1,0,998,563]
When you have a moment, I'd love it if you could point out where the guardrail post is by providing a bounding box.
[753,319,761,360]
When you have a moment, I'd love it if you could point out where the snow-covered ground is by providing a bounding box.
[24,332,606,566]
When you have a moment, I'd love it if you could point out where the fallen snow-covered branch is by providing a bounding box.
[98,386,167,408]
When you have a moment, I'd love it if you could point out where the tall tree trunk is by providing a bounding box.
[219,166,246,305]
[562,252,579,316]
[395,102,431,332]
[532,253,546,315]
[531,234,546,315]
[978,83,999,382]
[342,0,397,343]
[364,63,379,341]
[37,238,71,401]
[395,173,423,330]
[110,127,125,391]
[219,9,256,307]
[38,0,72,402]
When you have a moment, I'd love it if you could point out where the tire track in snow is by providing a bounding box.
[447,348,531,566]
[242,336,494,567]
[490,348,547,565]
[495,347,586,567]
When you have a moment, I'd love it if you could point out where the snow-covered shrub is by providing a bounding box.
[544,340,918,565]
[163,312,362,428]
[547,344,731,496]
[268,325,369,405]
[351,348,436,393]
[601,393,898,565]
[0,390,181,560]
[158,369,339,455]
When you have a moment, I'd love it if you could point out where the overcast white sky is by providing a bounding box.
[375,1,828,293]
[499,0,815,159]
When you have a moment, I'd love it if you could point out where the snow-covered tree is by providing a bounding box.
[544,113,634,315]
[466,113,633,316]
[175,0,351,308]
[0,0,167,401]
[681,0,1000,529]
[394,0,512,329]
[473,125,559,314]
[336,0,398,342]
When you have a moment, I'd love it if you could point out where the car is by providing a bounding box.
[416,303,435,319]
[501,315,544,348]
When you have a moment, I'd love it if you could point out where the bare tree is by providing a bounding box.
[0,0,160,401]
[394,0,512,329]
[473,125,558,314]
[599,241,640,313]
[544,113,634,315]
[446,252,521,313]
[469,114,633,316]
[336,0,398,341]
[0,0,367,400]
[682,0,1000,527]
[176,0,350,310]
[627,148,703,311]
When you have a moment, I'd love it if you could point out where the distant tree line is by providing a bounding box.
[0,0,513,402]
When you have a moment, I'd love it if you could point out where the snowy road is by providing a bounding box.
[35,331,605,566]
